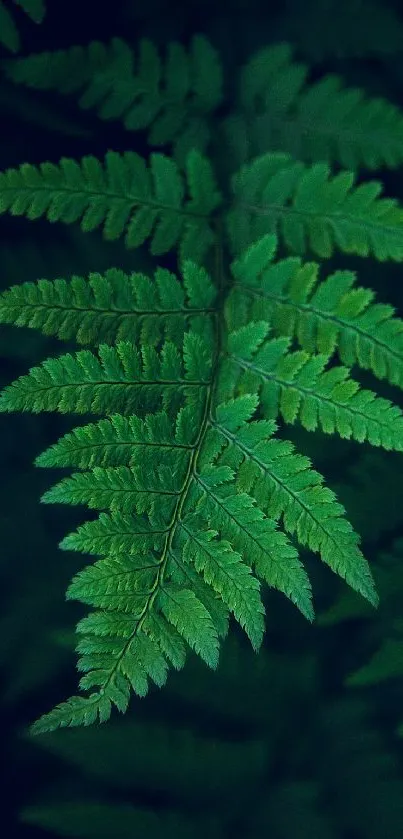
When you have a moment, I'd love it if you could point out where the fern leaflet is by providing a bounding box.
[228,152,403,261]
[0,149,220,260]
[0,260,216,346]
[0,0,45,52]
[3,35,223,161]
[229,42,403,171]
[229,234,403,389]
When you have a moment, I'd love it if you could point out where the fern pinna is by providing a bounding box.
[0,0,45,53]
[2,34,403,734]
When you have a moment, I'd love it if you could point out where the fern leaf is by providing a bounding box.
[26,362,222,728]
[346,637,403,687]
[0,0,45,53]
[179,517,265,650]
[32,625,172,732]
[0,332,212,415]
[0,150,220,260]
[141,612,187,671]
[76,610,143,639]
[0,1,20,51]
[230,234,403,390]
[212,399,378,607]
[227,152,403,261]
[42,462,188,518]
[60,513,160,560]
[226,322,403,450]
[50,446,265,646]
[4,23,402,737]
[1,239,388,732]
[234,42,403,170]
[157,586,220,668]
[31,693,113,734]
[168,554,230,641]
[76,632,168,695]
[14,0,44,20]
[0,261,216,347]
[4,35,222,160]
[35,405,199,470]
[194,467,314,621]
[41,422,192,519]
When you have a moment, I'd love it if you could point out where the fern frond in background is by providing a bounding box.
[0,0,45,53]
[228,152,403,260]
[3,35,223,161]
[7,31,403,172]
[19,641,403,839]
[0,149,221,259]
[226,42,403,170]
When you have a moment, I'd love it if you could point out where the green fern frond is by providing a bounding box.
[229,234,403,390]
[0,149,220,260]
[0,0,45,53]
[233,42,403,171]
[12,352,378,733]
[13,0,44,21]
[0,260,216,346]
[228,152,403,261]
[62,524,230,652]
[31,693,114,733]
[0,331,212,415]
[341,539,403,691]
[42,461,190,518]
[76,610,187,671]
[178,517,265,650]
[5,21,403,731]
[4,35,222,160]
[167,554,230,642]
[0,2,20,52]
[225,320,403,450]
[35,405,199,470]
[190,466,314,621]
[211,400,378,608]
[35,405,199,469]
[155,586,220,668]
[346,636,403,687]
[2,247,389,731]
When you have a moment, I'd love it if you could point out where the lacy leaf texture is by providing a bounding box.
[1,32,403,734]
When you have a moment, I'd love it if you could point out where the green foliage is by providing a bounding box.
[3,35,223,161]
[341,539,403,702]
[17,643,283,838]
[20,640,402,839]
[227,42,403,170]
[0,149,221,260]
[0,0,45,53]
[0,260,216,346]
[7,31,403,170]
[230,234,403,388]
[227,153,403,260]
[2,23,403,735]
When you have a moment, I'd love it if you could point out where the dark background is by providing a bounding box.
[2,0,403,836]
